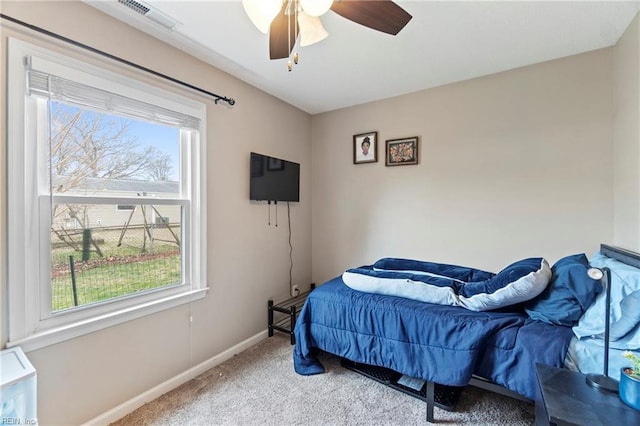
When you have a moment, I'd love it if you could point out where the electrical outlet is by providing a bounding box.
[292,285,300,297]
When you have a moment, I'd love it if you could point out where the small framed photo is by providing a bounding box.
[386,136,419,166]
[353,131,378,164]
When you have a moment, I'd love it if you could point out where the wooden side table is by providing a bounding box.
[536,363,640,425]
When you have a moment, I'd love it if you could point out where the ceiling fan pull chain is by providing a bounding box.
[294,0,299,65]
[287,0,292,71]
[286,0,300,71]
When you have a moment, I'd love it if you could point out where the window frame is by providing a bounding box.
[7,38,208,352]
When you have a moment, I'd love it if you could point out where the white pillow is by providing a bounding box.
[457,259,551,311]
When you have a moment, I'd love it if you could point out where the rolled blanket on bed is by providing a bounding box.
[373,257,494,283]
[342,257,551,311]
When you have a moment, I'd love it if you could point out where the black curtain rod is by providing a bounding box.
[0,13,236,106]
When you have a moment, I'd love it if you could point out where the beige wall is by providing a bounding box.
[311,48,614,282]
[613,13,640,251]
[0,1,312,424]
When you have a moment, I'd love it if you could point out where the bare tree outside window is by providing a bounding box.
[146,156,174,182]
[51,104,172,181]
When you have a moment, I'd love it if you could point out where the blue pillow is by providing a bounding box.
[573,252,640,349]
[609,290,640,340]
[525,254,602,326]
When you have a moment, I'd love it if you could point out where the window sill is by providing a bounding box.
[6,287,208,353]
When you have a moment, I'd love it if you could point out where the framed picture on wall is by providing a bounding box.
[353,131,378,164]
[385,137,419,166]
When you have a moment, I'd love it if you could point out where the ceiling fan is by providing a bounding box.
[243,0,412,65]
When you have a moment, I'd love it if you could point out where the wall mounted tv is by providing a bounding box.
[250,152,300,202]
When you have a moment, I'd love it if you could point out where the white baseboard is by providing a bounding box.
[83,331,269,426]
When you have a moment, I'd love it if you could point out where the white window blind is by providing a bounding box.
[26,56,201,130]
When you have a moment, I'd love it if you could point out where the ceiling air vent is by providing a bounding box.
[118,0,150,15]
[117,0,180,31]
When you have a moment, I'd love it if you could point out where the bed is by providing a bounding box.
[292,244,640,422]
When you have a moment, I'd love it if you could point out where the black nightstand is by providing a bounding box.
[536,363,640,425]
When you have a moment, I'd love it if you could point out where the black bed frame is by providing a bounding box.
[600,243,640,269]
[346,244,640,423]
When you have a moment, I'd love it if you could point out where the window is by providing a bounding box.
[7,39,208,351]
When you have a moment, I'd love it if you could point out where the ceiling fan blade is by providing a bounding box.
[330,0,412,36]
[269,2,299,60]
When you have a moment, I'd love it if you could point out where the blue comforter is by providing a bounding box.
[293,276,574,400]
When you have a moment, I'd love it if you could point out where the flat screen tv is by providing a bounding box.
[250,152,300,202]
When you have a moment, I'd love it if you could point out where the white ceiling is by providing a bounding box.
[86,0,640,114]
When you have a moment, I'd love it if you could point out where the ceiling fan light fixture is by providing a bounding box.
[299,0,333,17]
[242,0,282,34]
[298,11,329,47]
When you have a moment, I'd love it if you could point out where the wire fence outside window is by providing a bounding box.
[51,221,181,312]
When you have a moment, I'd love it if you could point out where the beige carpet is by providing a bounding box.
[111,336,535,425]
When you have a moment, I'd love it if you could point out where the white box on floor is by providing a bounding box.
[1,346,37,424]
